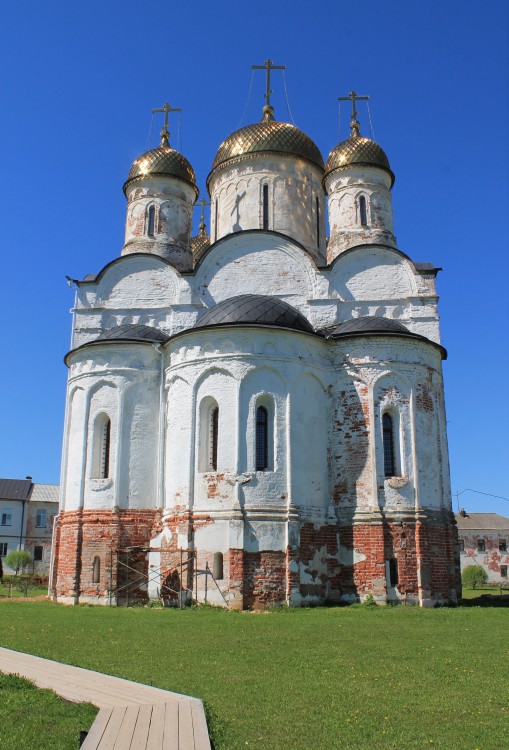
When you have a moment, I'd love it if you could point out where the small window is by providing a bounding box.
[477,539,486,552]
[210,406,219,471]
[386,558,399,588]
[316,196,320,247]
[382,413,396,477]
[359,195,368,226]
[33,546,43,562]
[458,539,465,552]
[214,200,218,241]
[0,543,7,557]
[501,565,508,578]
[1,510,12,526]
[213,552,223,580]
[256,406,268,471]
[499,539,507,552]
[147,205,156,236]
[36,510,46,528]
[92,414,111,479]
[262,184,269,230]
[92,556,100,584]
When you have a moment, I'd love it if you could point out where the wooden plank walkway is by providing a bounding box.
[0,647,211,750]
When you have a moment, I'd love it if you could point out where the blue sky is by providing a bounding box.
[1,1,507,515]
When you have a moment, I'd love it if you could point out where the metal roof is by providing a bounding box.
[194,295,314,334]
[94,325,169,343]
[455,513,509,531]
[320,316,412,337]
[0,478,32,501]
[30,484,59,503]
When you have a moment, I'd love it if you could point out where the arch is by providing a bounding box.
[213,552,224,580]
[92,556,100,584]
[91,412,111,479]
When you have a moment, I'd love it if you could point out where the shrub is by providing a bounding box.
[4,550,33,575]
[462,565,488,590]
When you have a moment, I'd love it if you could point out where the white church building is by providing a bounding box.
[51,78,460,608]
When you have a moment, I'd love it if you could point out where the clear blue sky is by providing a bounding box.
[1,1,507,515]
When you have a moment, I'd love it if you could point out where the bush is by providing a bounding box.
[4,550,33,575]
[462,565,488,590]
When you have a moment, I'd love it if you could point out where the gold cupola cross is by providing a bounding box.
[152,102,182,147]
[252,59,286,119]
[338,90,369,137]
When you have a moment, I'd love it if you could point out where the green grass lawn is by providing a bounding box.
[0,577,48,599]
[0,602,508,750]
[0,672,97,750]
[461,586,509,600]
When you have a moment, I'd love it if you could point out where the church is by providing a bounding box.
[51,67,461,608]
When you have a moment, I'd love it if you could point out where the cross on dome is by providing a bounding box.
[152,102,182,147]
[195,198,210,235]
[252,59,286,120]
[338,90,369,137]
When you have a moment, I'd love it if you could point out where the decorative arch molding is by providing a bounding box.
[327,245,419,301]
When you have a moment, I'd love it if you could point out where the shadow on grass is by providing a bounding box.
[460,594,509,607]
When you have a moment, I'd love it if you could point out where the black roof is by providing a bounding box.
[0,478,32,501]
[94,325,169,343]
[194,295,314,334]
[321,316,412,337]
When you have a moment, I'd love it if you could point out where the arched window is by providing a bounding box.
[92,556,100,584]
[382,412,396,477]
[359,195,367,226]
[210,406,219,471]
[147,205,156,236]
[256,406,268,470]
[214,199,218,241]
[262,184,269,230]
[316,196,320,247]
[92,414,111,479]
[213,552,223,580]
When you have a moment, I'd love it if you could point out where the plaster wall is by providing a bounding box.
[460,532,509,584]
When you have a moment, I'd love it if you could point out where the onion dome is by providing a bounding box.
[208,105,324,185]
[191,230,210,263]
[123,123,198,196]
[194,294,314,334]
[324,116,394,186]
[94,324,169,343]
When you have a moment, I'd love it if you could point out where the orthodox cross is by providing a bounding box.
[252,59,286,115]
[195,198,210,234]
[152,102,182,146]
[338,90,369,136]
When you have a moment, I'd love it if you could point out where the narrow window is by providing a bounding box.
[262,184,269,229]
[499,539,507,552]
[501,566,508,578]
[214,200,218,241]
[210,406,219,471]
[389,558,399,587]
[36,510,46,528]
[92,415,111,479]
[359,195,367,226]
[477,539,486,552]
[213,552,224,580]
[34,546,43,562]
[382,413,396,477]
[0,543,8,556]
[316,196,320,247]
[147,205,156,236]
[458,539,465,552]
[92,556,100,584]
[1,510,12,526]
[256,406,268,471]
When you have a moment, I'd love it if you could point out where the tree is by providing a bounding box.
[4,550,33,575]
[462,565,488,590]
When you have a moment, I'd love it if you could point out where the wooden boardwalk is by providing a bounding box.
[0,647,211,750]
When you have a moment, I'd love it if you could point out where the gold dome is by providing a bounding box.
[124,146,198,195]
[209,114,324,183]
[191,231,211,262]
[325,134,394,185]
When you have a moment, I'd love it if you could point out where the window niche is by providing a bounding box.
[147,205,156,236]
[91,413,111,479]
[254,397,275,472]
[358,194,368,226]
[262,183,269,230]
[213,552,224,580]
[198,398,219,472]
[382,411,400,478]
[92,556,100,584]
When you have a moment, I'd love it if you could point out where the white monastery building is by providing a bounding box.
[51,73,461,608]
